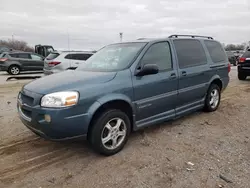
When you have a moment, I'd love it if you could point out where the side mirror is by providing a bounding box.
[135,64,159,76]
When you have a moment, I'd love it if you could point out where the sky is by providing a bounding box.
[0,0,249,50]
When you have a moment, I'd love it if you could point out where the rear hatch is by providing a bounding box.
[44,52,60,70]
[238,50,250,67]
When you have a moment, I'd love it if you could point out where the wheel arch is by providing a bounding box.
[208,75,223,91]
[87,94,136,138]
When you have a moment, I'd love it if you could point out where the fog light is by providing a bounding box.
[44,114,51,123]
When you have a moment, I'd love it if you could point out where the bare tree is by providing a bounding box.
[0,39,34,52]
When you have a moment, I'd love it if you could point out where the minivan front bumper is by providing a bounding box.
[17,97,89,141]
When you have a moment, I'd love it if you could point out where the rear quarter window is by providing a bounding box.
[173,39,207,68]
[204,40,227,63]
[0,53,6,58]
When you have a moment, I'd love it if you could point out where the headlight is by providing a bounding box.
[41,91,79,108]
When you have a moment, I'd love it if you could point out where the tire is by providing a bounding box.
[89,109,131,156]
[8,65,20,75]
[238,73,247,80]
[204,84,221,112]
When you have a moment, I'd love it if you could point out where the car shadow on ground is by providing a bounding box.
[22,111,201,157]
[0,71,43,76]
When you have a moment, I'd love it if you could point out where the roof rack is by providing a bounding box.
[168,34,213,40]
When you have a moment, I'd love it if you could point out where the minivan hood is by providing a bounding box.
[24,70,117,94]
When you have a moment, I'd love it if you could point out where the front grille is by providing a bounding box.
[21,107,32,118]
[20,93,34,106]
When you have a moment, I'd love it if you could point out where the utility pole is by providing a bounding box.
[67,30,70,51]
[12,34,14,41]
[119,32,123,42]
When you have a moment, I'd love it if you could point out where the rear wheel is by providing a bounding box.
[238,72,247,80]
[89,109,131,156]
[8,65,20,75]
[204,84,221,112]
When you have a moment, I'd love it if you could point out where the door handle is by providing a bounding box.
[169,73,177,79]
[181,71,187,76]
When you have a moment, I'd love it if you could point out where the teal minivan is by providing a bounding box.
[18,35,230,155]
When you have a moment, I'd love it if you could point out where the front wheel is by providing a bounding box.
[89,109,131,156]
[204,84,221,112]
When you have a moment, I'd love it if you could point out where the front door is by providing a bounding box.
[132,41,178,128]
[16,53,32,71]
[173,39,210,115]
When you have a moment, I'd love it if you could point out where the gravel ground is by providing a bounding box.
[0,67,250,188]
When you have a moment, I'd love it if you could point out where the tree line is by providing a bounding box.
[0,39,34,52]
[224,43,247,51]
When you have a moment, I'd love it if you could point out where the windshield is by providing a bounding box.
[77,42,146,72]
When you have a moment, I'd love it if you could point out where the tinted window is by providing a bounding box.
[46,52,60,60]
[204,40,227,63]
[65,54,76,60]
[77,53,92,60]
[31,54,43,61]
[140,42,172,71]
[242,50,250,58]
[65,53,92,60]
[9,53,19,58]
[174,39,207,68]
[18,53,31,59]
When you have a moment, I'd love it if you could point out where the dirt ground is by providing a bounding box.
[0,67,250,188]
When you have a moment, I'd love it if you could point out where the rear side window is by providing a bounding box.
[17,53,31,59]
[46,53,60,60]
[77,53,92,60]
[242,50,250,58]
[65,53,93,60]
[9,54,19,58]
[140,42,172,71]
[65,54,76,60]
[204,40,227,63]
[174,39,207,68]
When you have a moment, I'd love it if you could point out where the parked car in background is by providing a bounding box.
[0,46,11,54]
[35,44,55,57]
[238,49,250,80]
[18,35,230,156]
[226,51,237,66]
[0,52,44,75]
[43,51,94,75]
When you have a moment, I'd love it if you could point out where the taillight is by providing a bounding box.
[239,57,246,63]
[0,58,8,62]
[228,63,231,73]
[48,61,61,66]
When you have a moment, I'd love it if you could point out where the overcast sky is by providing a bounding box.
[0,0,249,50]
